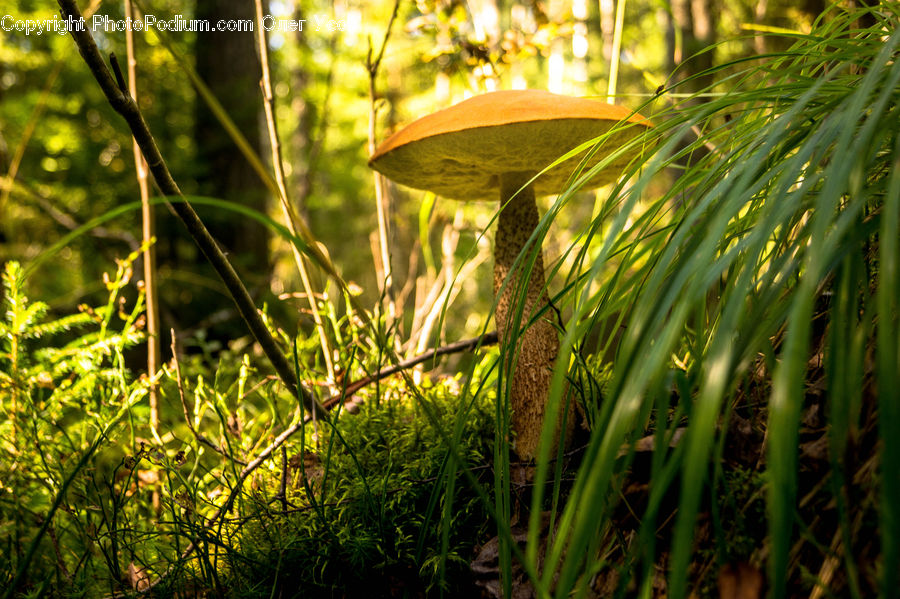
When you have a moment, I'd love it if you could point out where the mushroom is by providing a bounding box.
[369,89,652,461]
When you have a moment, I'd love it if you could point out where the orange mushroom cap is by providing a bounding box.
[369,89,652,201]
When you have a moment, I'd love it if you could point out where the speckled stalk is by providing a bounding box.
[494,172,571,462]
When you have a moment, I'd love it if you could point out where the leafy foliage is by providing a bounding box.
[0,255,149,596]
[1,251,496,598]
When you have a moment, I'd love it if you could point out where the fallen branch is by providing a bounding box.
[322,331,499,409]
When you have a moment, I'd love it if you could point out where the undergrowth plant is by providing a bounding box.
[0,253,149,596]
[221,375,496,598]
[1,247,499,598]
[4,3,898,598]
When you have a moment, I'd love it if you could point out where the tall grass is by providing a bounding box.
[490,4,900,596]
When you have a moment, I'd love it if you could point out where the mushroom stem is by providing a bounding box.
[494,173,569,462]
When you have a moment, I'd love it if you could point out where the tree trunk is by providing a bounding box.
[290,4,314,222]
[664,0,717,166]
[194,0,268,272]
[666,0,716,95]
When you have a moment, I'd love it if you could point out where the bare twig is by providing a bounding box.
[278,445,289,513]
[605,0,627,104]
[124,0,160,511]
[414,210,460,355]
[408,212,492,358]
[366,0,402,331]
[253,0,336,388]
[321,331,498,409]
[57,0,327,421]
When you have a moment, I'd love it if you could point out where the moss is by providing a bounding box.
[222,376,495,598]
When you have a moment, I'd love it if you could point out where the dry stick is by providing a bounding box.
[396,246,421,329]
[409,218,492,357]
[277,445,289,513]
[415,247,491,356]
[253,0,336,388]
[413,210,461,357]
[56,0,327,421]
[605,0,627,104]
[321,331,498,409]
[407,269,446,351]
[124,0,160,512]
[366,0,402,332]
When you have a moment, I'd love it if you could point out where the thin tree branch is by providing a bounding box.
[56,0,327,421]
[321,331,498,409]
[124,0,160,511]
[366,0,402,332]
[253,0,336,387]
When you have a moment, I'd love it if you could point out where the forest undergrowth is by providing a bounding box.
[1,3,899,598]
